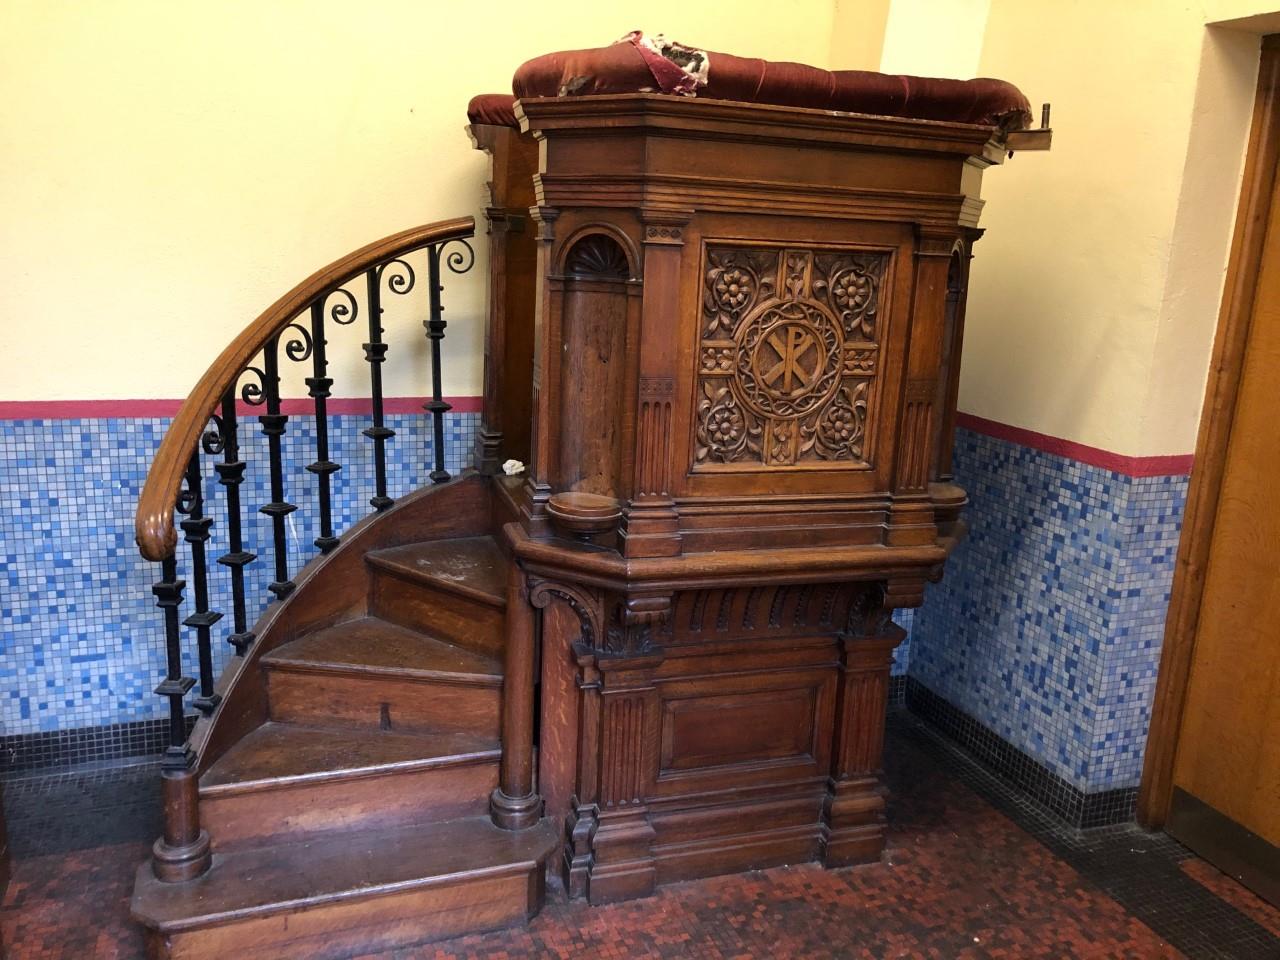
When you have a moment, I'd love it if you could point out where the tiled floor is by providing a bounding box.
[3,713,1278,959]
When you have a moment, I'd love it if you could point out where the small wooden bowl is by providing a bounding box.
[547,491,622,539]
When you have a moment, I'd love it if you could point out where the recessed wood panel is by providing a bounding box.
[659,683,818,776]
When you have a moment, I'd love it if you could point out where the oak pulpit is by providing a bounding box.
[469,37,1045,904]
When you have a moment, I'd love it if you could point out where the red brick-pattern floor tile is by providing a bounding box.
[1181,858,1280,939]
[2,841,149,960]
[3,721,1267,959]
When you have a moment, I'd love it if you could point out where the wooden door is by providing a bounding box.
[1151,36,1280,908]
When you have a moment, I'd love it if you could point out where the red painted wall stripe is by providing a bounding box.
[955,413,1195,478]
[0,396,483,419]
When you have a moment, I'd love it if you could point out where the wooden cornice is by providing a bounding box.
[515,93,1002,157]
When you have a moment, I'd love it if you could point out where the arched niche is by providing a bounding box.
[935,244,969,481]
[554,232,636,502]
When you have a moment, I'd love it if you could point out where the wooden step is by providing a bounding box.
[263,617,501,737]
[132,816,559,960]
[200,722,499,851]
[367,537,507,658]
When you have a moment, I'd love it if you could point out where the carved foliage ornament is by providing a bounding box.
[696,245,887,469]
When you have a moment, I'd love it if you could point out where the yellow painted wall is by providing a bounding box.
[904,0,1275,456]
[4,0,1276,458]
[0,0,836,403]
[829,0,891,70]
[880,0,989,78]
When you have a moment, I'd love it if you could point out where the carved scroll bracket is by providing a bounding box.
[529,578,604,648]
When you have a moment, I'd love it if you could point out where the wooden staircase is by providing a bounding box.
[132,516,558,959]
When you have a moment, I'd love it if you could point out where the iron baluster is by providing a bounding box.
[179,452,223,714]
[363,265,395,511]
[258,335,296,600]
[214,389,256,653]
[152,555,193,768]
[424,245,451,483]
[305,300,341,552]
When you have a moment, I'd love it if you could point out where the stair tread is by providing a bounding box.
[367,536,506,608]
[201,721,498,792]
[132,816,559,931]
[263,616,501,681]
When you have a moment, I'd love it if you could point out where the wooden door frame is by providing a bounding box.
[1138,34,1280,829]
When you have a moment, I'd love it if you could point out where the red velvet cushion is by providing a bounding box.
[467,92,518,128]
[469,40,1031,131]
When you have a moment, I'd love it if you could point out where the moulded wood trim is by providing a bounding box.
[1138,35,1280,828]
[515,94,1002,155]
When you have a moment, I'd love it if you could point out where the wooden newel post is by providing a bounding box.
[490,560,543,830]
[152,767,211,882]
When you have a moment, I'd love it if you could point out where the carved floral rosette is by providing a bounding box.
[696,245,888,469]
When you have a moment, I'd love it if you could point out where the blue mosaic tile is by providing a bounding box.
[0,411,479,736]
[2,414,1183,795]
[905,428,1187,792]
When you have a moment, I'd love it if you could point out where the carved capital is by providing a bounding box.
[484,206,527,235]
[604,593,672,657]
[883,577,929,610]
[843,582,894,638]
[531,205,560,241]
[642,223,685,245]
[914,224,963,258]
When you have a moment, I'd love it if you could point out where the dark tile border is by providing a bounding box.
[904,677,1137,829]
[1,716,196,776]
[2,681,911,778]
[887,675,906,707]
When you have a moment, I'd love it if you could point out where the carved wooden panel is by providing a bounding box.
[695,244,889,470]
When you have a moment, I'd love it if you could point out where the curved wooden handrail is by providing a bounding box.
[135,216,475,562]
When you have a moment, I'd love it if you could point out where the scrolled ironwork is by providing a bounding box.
[174,484,197,517]
[377,257,416,297]
[283,320,314,363]
[239,366,268,407]
[200,414,227,456]
[324,286,359,326]
[435,237,475,275]
[132,217,479,777]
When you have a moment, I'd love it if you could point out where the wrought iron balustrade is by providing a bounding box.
[134,218,476,769]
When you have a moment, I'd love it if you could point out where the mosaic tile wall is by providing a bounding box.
[3,412,1175,796]
[906,428,1187,793]
[1,411,479,736]
[890,608,912,677]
